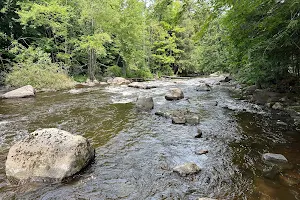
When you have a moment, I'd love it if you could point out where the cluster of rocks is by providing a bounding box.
[231,84,300,128]
[155,109,200,125]
[134,87,207,182]
[237,85,288,110]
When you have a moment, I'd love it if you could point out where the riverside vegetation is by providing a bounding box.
[0,0,299,90]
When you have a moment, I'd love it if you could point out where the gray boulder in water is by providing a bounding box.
[2,85,35,99]
[5,128,95,183]
[173,162,201,176]
[136,97,154,111]
[165,88,184,100]
[262,153,288,164]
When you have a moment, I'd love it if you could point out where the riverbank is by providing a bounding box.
[0,75,299,199]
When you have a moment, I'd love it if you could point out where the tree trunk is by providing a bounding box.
[122,60,126,77]
[88,48,96,81]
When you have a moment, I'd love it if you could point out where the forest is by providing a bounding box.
[0,0,299,90]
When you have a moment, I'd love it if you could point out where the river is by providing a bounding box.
[0,76,299,199]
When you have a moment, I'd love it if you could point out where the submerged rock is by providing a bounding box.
[272,102,283,110]
[279,171,300,186]
[173,162,201,176]
[276,121,288,126]
[5,128,95,183]
[2,85,35,99]
[136,97,154,111]
[263,165,281,179]
[262,153,288,164]
[165,88,184,100]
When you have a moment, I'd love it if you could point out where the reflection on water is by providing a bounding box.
[0,77,299,199]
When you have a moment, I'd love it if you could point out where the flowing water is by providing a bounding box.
[0,77,299,200]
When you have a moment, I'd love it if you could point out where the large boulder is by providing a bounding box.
[173,162,201,176]
[5,128,95,183]
[108,77,130,85]
[2,85,35,99]
[165,88,184,100]
[136,97,154,111]
[262,153,288,164]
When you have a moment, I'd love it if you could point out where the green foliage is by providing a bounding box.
[1,0,299,89]
[127,67,153,79]
[105,65,122,77]
[72,74,87,83]
[6,46,74,90]
[190,18,230,74]
[219,0,300,84]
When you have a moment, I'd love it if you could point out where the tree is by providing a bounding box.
[218,0,300,84]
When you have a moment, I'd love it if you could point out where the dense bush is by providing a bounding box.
[6,46,74,90]
[105,65,123,77]
[6,64,74,90]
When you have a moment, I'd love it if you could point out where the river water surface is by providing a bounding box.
[0,77,299,200]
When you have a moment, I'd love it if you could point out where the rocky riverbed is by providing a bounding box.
[0,75,299,199]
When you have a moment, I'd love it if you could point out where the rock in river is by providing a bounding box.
[5,128,95,183]
[173,162,201,176]
[2,85,35,99]
[196,83,211,92]
[165,88,184,100]
[272,102,283,110]
[136,97,154,111]
[195,128,203,138]
[172,116,186,124]
[262,153,288,164]
[107,77,130,85]
[128,82,157,89]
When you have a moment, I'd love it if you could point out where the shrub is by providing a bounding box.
[126,67,153,79]
[6,46,74,90]
[72,74,88,83]
[6,64,75,90]
[105,65,122,77]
